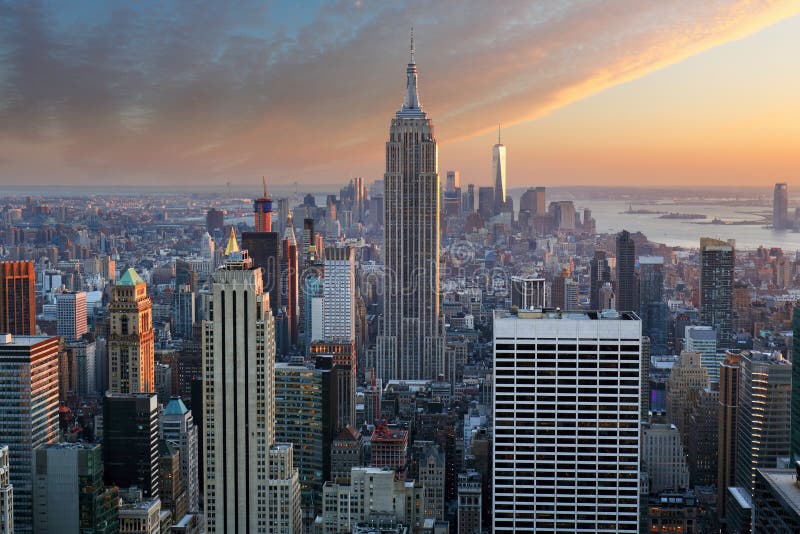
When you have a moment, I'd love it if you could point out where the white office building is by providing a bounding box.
[56,291,87,341]
[323,246,355,342]
[203,233,300,533]
[492,309,641,532]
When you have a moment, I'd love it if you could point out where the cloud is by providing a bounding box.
[0,0,797,185]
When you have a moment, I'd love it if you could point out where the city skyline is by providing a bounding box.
[0,2,798,187]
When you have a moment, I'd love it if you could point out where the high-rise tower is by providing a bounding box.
[377,32,445,381]
[254,177,273,233]
[203,231,300,533]
[615,230,636,313]
[773,182,788,230]
[0,261,35,335]
[699,238,734,348]
[0,335,60,533]
[109,268,155,394]
[492,125,507,216]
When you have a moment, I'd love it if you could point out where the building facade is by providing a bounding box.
[56,290,88,341]
[492,309,640,532]
[0,334,60,533]
[0,261,35,335]
[103,392,160,498]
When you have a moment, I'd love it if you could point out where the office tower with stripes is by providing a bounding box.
[0,335,60,533]
[0,261,35,335]
[492,309,641,532]
[376,33,444,381]
[203,231,300,533]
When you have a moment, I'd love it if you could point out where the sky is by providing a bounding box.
[0,0,798,189]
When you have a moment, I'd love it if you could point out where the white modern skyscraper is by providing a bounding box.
[0,335,60,534]
[160,397,199,513]
[492,309,640,532]
[492,126,507,215]
[377,33,444,381]
[203,233,300,533]
[56,290,87,341]
[323,246,355,342]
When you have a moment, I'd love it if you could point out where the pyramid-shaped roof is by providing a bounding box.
[118,267,145,286]
[163,397,189,416]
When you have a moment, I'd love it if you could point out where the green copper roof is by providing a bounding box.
[163,397,189,416]
[118,267,145,286]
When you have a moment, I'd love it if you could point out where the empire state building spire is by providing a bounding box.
[399,27,424,117]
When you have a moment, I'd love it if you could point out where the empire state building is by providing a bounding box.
[376,34,444,381]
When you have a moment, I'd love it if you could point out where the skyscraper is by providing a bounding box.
[0,334,59,534]
[615,230,636,312]
[590,250,611,310]
[773,182,788,230]
[492,309,640,532]
[519,187,546,216]
[281,216,299,347]
[717,350,740,524]
[323,246,355,342]
[685,325,720,381]
[160,397,199,513]
[103,392,160,498]
[109,268,155,394]
[56,290,88,341]
[241,230,281,318]
[254,177,273,232]
[377,35,444,382]
[492,126,506,216]
[793,306,800,463]
[0,261,35,335]
[477,186,494,221]
[638,256,668,354]
[699,237,734,348]
[203,232,300,532]
[734,351,792,497]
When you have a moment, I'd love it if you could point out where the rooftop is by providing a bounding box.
[0,334,56,347]
[758,468,800,514]
[163,397,189,416]
[494,308,639,321]
[118,267,145,286]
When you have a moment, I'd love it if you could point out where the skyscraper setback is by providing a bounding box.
[376,35,444,381]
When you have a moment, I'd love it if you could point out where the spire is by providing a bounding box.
[400,26,423,116]
[262,176,267,198]
[410,26,415,64]
[224,227,240,256]
[498,123,501,145]
[283,213,297,245]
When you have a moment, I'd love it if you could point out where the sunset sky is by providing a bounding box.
[0,1,798,189]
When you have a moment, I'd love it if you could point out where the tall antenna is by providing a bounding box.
[498,123,501,144]
[262,176,267,197]
[410,26,415,63]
